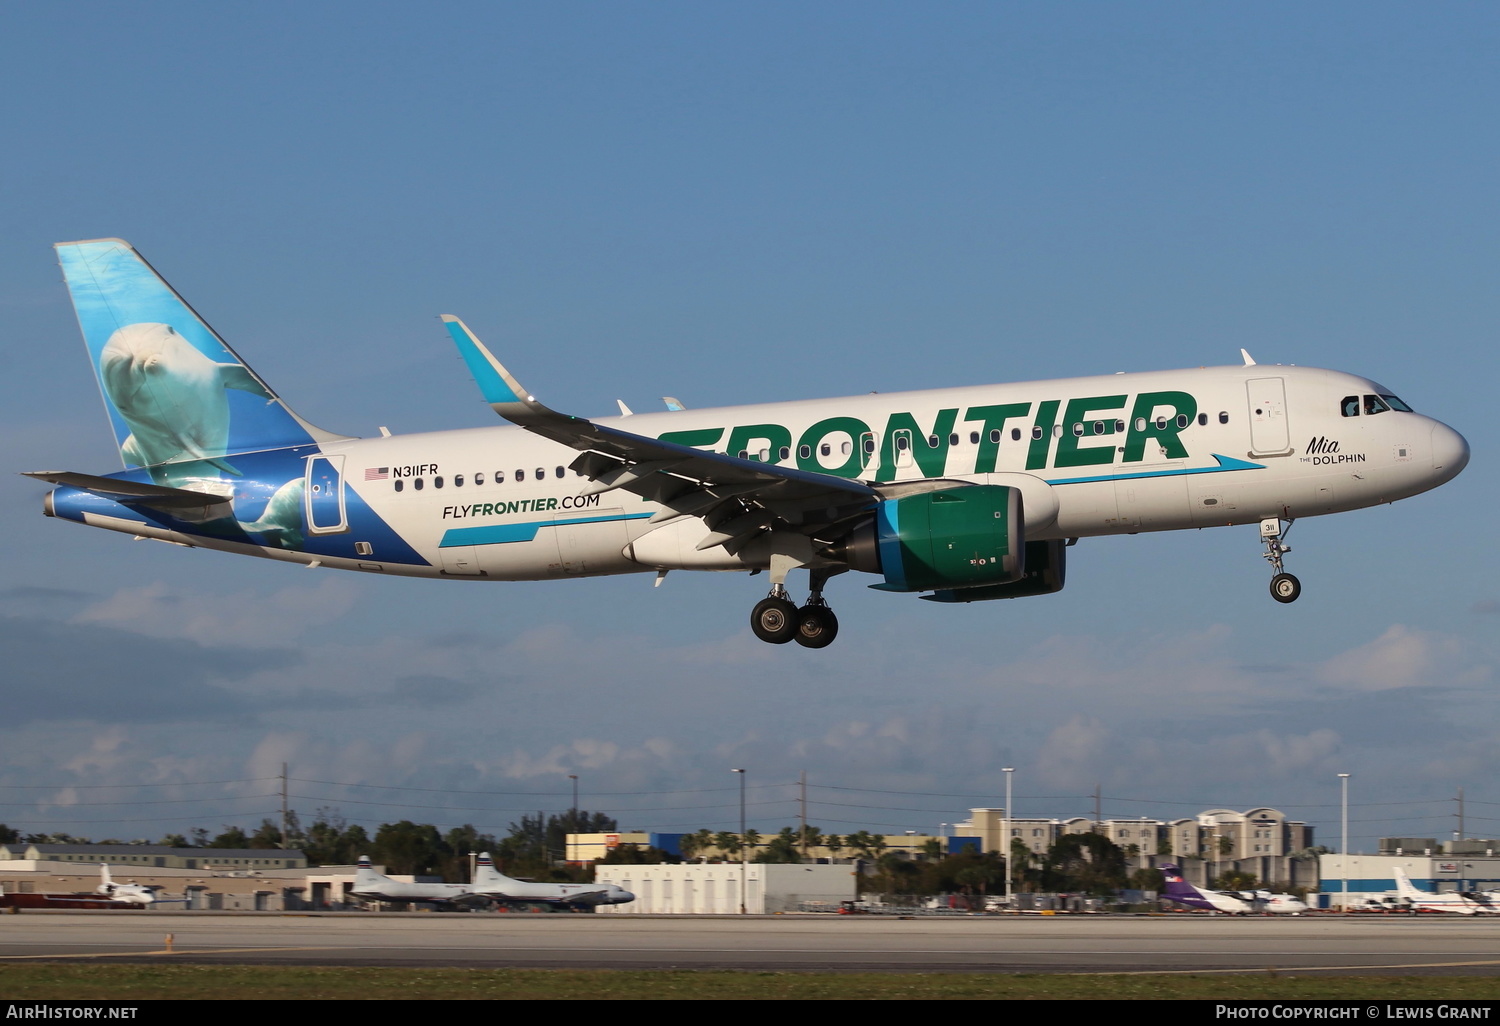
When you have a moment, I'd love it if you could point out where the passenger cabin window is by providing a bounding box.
[1218,412,1229,424]
[394,479,403,492]
[1011,428,1021,441]
[799,445,812,459]
[1198,413,1207,426]
[414,478,424,491]
[434,476,444,488]
[495,471,505,484]
[927,434,940,448]
[778,446,790,461]
[516,469,525,482]
[949,433,959,446]
[556,466,565,477]
[536,467,546,479]
[970,431,980,444]
[454,474,464,487]
[475,473,485,485]
[1032,426,1044,441]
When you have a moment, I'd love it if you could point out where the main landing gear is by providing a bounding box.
[750,567,841,648]
[1260,517,1301,604]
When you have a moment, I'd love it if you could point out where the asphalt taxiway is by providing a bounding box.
[3,913,1500,974]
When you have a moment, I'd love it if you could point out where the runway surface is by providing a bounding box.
[3,913,1500,974]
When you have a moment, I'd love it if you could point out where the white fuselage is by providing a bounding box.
[74,362,1467,583]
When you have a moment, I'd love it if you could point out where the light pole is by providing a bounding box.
[568,774,578,866]
[732,768,747,914]
[1339,773,1351,911]
[1003,767,1015,907]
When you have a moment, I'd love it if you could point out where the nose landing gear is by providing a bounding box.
[1260,517,1300,603]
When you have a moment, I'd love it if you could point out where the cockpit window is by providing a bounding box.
[1381,393,1414,412]
[1340,396,1360,417]
[1363,394,1391,415]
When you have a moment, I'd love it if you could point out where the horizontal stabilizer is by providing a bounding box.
[24,471,228,511]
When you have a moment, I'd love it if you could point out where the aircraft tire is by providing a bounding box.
[1270,573,1301,603]
[794,606,839,649]
[751,597,799,644]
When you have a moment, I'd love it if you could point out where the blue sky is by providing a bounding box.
[1,2,1496,852]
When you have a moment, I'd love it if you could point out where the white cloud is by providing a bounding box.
[72,579,359,644]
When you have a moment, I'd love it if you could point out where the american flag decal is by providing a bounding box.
[365,467,389,481]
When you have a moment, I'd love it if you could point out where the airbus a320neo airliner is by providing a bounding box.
[28,239,1469,648]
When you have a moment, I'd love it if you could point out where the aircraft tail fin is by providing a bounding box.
[54,239,349,477]
[1392,867,1425,900]
[354,855,392,888]
[473,851,516,888]
[1158,863,1206,903]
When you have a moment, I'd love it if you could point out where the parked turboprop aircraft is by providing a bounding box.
[472,852,635,909]
[1392,867,1499,915]
[348,855,483,907]
[29,239,1469,647]
[1158,863,1308,914]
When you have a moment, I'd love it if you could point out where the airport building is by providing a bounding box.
[952,807,1312,861]
[1316,853,1500,908]
[0,843,306,871]
[592,863,855,914]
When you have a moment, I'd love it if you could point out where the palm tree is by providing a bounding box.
[713,831,741,860]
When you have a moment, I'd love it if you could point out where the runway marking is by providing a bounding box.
[1081,959,1500,975]
[0,947,333,961]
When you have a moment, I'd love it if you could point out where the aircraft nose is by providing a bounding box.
[1430,421,1470,483]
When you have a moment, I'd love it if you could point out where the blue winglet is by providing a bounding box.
[442,315,528,409]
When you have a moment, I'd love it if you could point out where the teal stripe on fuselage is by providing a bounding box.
[440,512,653,547]
[1045,453,1263,486]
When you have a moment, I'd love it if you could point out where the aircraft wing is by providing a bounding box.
[443,317,882,549]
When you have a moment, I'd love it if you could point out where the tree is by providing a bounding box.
[1041,833,1127,895]
[712,831,741,859]
[0,824,20,844]
[754,827,802,864]
[372,821,445,876]
[207,826,250,849]
[1213,870,1258,891]
[597,845,677,865]
[249,818,284,849]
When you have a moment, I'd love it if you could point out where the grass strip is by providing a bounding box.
[2,965,1499,1000]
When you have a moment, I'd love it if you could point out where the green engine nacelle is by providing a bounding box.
[838,485,1024,593]
[921,539,1068,603]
